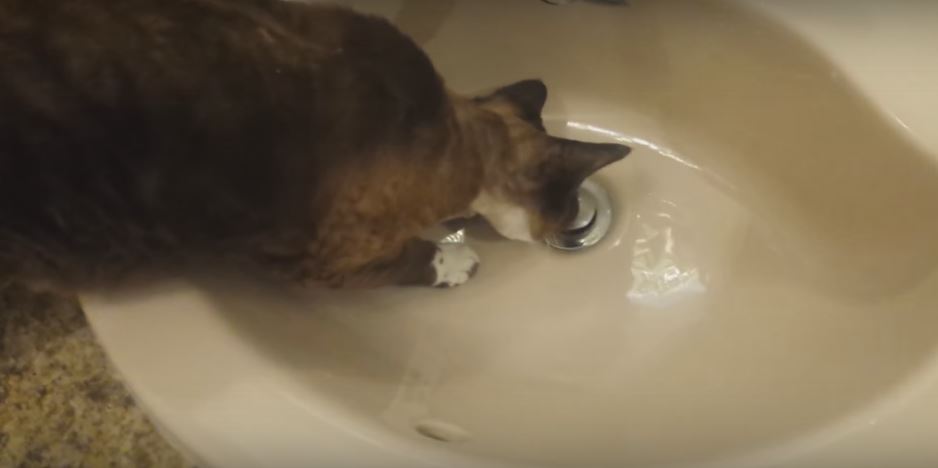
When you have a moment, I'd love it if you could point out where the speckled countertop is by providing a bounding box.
[0,284,190,467]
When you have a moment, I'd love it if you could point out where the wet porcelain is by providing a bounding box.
[84,1,938,467]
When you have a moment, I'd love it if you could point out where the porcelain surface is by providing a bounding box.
[84,1,938,467]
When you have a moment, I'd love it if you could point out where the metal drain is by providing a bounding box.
[545,178,613,251]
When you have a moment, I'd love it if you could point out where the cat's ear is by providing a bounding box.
[554,138,631,180]
[494,79,548,119]
[478,79,549,128]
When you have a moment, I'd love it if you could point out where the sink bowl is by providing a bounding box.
[84,1,938,467]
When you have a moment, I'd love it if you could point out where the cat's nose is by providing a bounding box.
[545,178,613,251]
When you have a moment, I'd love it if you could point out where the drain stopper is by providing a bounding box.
[545,178,613,251]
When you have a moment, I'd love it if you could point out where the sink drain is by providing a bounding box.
[545,178,613,251]
[415,419,471,443]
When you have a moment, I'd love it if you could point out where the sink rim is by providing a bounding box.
[83,0,938,467]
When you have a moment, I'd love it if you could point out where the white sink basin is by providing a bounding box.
[84,1,938,467]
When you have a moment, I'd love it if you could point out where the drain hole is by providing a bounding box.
[545,178,614,251]
[564,209,597,236]
[415,419,471,443]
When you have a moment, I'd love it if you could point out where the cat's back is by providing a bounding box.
[0,0,444,130]
[0,0,448,207]
[0,0,451,284]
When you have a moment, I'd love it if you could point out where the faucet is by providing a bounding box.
[542,0,629,5]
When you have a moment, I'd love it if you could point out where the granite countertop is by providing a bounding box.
[0,284,190,467]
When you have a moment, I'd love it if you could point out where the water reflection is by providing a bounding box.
[627,200,706,308]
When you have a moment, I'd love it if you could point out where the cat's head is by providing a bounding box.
[470,79,630,242]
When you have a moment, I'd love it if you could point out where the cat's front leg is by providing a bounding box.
[348,238,480,288]
[426,242,480,288]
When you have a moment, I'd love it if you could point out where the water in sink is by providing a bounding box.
[84,1,938,467]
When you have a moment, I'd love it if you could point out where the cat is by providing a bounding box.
[0,0,629,291]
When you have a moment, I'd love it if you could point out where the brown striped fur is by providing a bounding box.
[0,0,628,291]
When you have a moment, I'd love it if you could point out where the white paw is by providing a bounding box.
[432,244,480,288]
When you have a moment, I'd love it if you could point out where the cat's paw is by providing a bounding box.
[431,243,480,288]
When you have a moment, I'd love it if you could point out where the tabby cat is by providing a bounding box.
[0,0,629,291]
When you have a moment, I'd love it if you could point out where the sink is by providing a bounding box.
[83,1,938,467]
